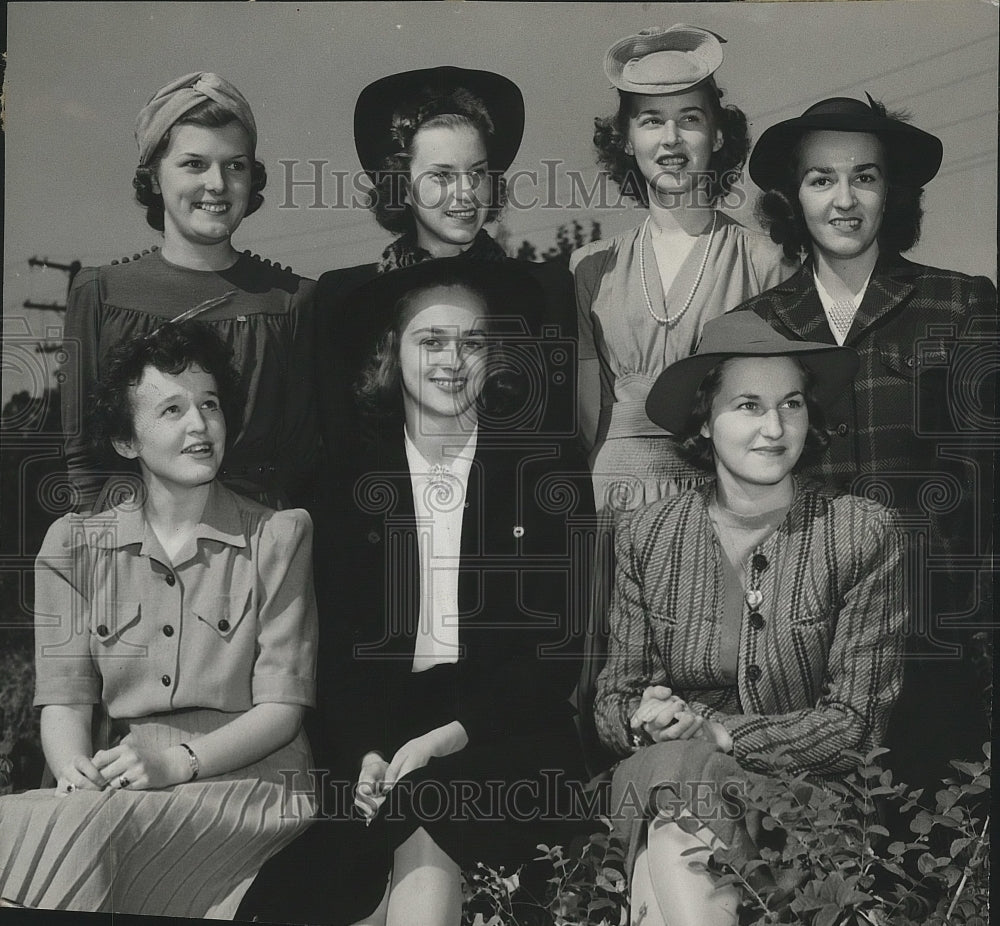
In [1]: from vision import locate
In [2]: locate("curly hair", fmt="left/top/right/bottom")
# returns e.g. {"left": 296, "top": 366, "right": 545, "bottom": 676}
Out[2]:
{"left": 133, "top": 99, "right": 267, "bottom": 232}
{"left": 593, "top": 78, "right": 750, "bottom": 207}
{"left": 89, "top": 321, "right": 240, "bottom": 460}
{"left": 673, "top": 357, "right": 831, "bottom": 472}
{"left": 353, "top": 279, "right": 527, "bottom": 422}
{"left": 366, "top": 89, "right": 507, "bottom": 235}
{"left": 754, "top": 100, "right": 925, "bottom": 262}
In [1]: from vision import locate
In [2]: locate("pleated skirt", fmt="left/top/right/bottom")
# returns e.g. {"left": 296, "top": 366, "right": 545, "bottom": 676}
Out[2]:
{"left": 0, "top": 708, "right": 316, "bottom": 918}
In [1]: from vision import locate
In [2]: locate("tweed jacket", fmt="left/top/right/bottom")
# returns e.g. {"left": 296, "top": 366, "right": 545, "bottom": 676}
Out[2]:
{"left": 310, "top": 417, "right": 595, "bottom": 774}
{"left": 593, "top": 480, "right": 905, "bottom": 778}
{"left": 735, "top": 255, "right": 997, "bottom": 559}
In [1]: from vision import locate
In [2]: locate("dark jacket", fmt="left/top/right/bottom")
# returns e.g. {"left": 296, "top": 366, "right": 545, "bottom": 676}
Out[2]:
{"left": 309, "top": 416, "right": 595, "bottom": 777}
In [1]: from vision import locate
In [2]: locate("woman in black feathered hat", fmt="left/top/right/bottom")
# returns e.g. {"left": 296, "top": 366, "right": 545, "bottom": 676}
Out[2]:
{"left": 737, "top": 94, "right": 996, "bottom": 804}
{"left": 315, "top": 67, "right": 579, "bottom": 468}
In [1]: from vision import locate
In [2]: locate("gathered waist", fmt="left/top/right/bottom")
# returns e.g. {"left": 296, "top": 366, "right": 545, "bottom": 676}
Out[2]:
{"left": 601, "top": 400, "right": 671, "bottom": 440}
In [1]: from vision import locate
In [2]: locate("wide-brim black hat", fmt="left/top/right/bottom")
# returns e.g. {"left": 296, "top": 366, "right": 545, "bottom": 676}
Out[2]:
{"left": 354, "top": 67, "right": 525, "bottom": 180}
{"left": 748, "top": 95, "right": 943, "bottom": 191}
{"left": 646, "top": 312, "right": 859, "bottom": 435}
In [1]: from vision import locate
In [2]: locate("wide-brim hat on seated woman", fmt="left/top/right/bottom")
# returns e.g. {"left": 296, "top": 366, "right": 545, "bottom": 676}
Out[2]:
{"left": 646, "top": 312, "right": 859, "bottom": 435}
{"left": 354, "top": 66, "right": 526, "bottom": 181}
{"left": 604, "top": 23, "right": 727, "bottom": 94}
{"left": 748, "top": 94, "right": 943, "bottom": 192}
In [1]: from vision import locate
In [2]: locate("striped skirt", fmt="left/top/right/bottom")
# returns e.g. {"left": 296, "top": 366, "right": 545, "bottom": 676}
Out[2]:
{"left": 0, "top": 709, "right": 316, "bottom": 918}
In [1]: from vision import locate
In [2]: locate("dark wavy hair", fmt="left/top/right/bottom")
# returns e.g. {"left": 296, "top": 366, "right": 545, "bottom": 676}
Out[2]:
{"left": 366, "top": 89, "right": 507, "bottom": 235}
{"left": 89, "top": 321, "right": 240, "bottom": 461}
{"left": 673, "top": 356, "right": 831, "bottom": 472}
{"left": 593, "top": 78, "right": 750, "bottom": 206}
{"left": 754, "top": 100, "right": 925, "bottom": 262}
{"left": 133, "top": 99, "right": 267, "bottom": 232}
{"left": 354, "top": 279, "right": 527, "bottom": 422}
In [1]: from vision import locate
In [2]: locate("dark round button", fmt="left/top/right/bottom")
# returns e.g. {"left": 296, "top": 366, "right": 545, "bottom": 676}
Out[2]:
{"left": 367, "top": 530, "right": 380, "bottom": 544}
{"left": 752, "top": 553, "right": 768, "bottom": 573}
{"left": 161, "top": 674, "right": 171, "bottom": 686}
{"left": 747, "top": 664, "right": 762, "bottom": 682}
{"left": 836, "top": 423, "right": 849, "bottom": 437}
{"left": 163, "top": 625, "right": 174, "bottom": 637}
{"left": 905, "top": 356, "right": 915, "bottom": 368}
{"left": 749, "top": 612, "right": 765, "bottom": 630}
{"left": 218, "top": 619, "right": 231, "bottom": 633}
{"left": 96, "top": 624, "right": 109, "bottom": 637}
{"left": 165, "top": 573, "right": 176, "bottom": 587}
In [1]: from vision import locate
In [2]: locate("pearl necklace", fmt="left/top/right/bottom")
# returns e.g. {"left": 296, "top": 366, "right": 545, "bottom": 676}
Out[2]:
{"left": 638, "top": 212, "right": 717, "bottom": 327}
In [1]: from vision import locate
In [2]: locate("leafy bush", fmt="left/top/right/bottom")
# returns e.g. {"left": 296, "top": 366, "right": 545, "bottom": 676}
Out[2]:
{"left": 0, "top": 638, "right": 40, "bottom": 795}
{"left": 462, "top": 746, "right": 990, "bottom": 926}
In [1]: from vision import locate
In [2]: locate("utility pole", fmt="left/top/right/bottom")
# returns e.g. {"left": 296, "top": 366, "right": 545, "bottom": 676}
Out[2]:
{"left": 22, "top": 257, "right": 81, "bottom": 312}
{"left": 22, "top": 256, "right": 82, "bottom": 353}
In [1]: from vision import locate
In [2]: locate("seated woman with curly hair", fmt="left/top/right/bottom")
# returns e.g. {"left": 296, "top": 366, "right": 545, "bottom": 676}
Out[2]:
{"left": 0, "top": 321, "right": 318, "bottom": 917}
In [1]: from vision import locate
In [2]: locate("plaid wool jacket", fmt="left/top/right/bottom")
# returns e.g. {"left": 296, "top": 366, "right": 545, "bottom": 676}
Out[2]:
{"left": 594, "top": 481, "right": 905, "bottom": 778}
{"left": 735, "top": 255, "right": 997, "bottom": 563}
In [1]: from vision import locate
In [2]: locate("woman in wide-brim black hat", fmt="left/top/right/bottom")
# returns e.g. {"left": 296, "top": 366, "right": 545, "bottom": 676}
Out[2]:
{"left": 240, "top": 258, "right": 593, "bottom": 925}
{"left": 594, "top": 311, "right": 906, "bottom": 926}
{"left": 315, "top": 66, "right": 579, "bottom": 471}
{"left": 736, "top": 94, "right": 996, "bottom": 799}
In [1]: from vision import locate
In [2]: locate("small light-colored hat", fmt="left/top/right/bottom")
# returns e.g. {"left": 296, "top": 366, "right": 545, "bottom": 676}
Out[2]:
{"left": 645, "top": 312, "right": 859, "bottom": 434}
{"left": 135, "top": 72, "right": 257, "bottom": 165}
{"left": 604, "top": 24, "right": 726, "bottom": 95}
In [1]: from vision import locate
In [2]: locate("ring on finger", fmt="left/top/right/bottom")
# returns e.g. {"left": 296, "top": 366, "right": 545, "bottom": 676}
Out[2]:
{"left": 118, "top": 775, "right": 130, "bottom": 789}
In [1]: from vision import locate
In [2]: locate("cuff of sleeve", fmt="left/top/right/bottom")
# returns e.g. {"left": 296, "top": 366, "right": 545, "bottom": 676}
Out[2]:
{"left": 34, "top": 678, "right": 101, "bottom": 706}
{"left": 252, "top": 675, "right": 316, "bottom": 707}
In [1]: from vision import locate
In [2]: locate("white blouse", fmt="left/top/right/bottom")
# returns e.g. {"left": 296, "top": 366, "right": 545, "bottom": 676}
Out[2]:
{"left": 404, "top": 426, "right": 478, "bottom": 673}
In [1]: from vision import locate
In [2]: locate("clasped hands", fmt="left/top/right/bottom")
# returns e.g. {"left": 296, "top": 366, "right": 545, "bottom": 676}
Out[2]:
{"left": 56, "top": 743, "right": 190, "bottom": 795}
{"left": 354, "top": 722, "right": 468, "bottom": 824}
{"left": 630, "top": 685, "right": 732, "bottom": 753}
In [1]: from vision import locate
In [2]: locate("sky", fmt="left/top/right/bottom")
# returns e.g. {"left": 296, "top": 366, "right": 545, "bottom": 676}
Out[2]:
{"left": 3, "top": 0, "right": 998, "bottom": 403}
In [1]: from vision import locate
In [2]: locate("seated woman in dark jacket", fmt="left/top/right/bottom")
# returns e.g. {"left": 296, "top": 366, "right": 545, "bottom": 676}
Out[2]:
{"left": 594, "top": 312, "right": 905, "bottom": 926}
{"left": 240, "top": 258, "right": 593, "bottom": 926}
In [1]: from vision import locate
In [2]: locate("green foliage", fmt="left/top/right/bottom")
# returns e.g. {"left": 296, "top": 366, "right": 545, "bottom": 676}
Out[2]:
{"left": 462, "top": 818, "right": 628, "bottom": 926}
{"left": 461, "top": 747, "right": 990, "bottom": 925}
{"left": 0, "top": 639, "right": 39, "bottom": 795}
{"left": 684, "top": 745, "right": 991, "bottom": 926}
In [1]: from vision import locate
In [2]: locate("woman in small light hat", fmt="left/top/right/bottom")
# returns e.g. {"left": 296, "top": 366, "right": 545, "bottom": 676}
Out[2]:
{"left": 738, "top": 94, "right": 997, "bottom": 803}
{"left": 594, "top": 311, "right": 905, "bottom": 926}
{"left": 62, "top": 72, "right": 318, "bottom": 513}
{"left": 571, "top": 24, "right": 796, "bottom": 516}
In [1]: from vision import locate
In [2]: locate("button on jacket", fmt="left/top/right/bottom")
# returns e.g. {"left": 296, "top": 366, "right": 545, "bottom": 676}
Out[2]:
{"left": 33, "top": 481, "right": 318, "bottom": 717}
{"left": 594, "top": 480, "right": 906, "bottom": 778}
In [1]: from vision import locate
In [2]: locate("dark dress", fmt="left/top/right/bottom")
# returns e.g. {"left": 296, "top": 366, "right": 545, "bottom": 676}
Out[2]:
{"left": 238, "top": 415, "right": 594, "bottom": 925}
{"left": 61, "top": 248, "right": 318, "bottom": 511}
